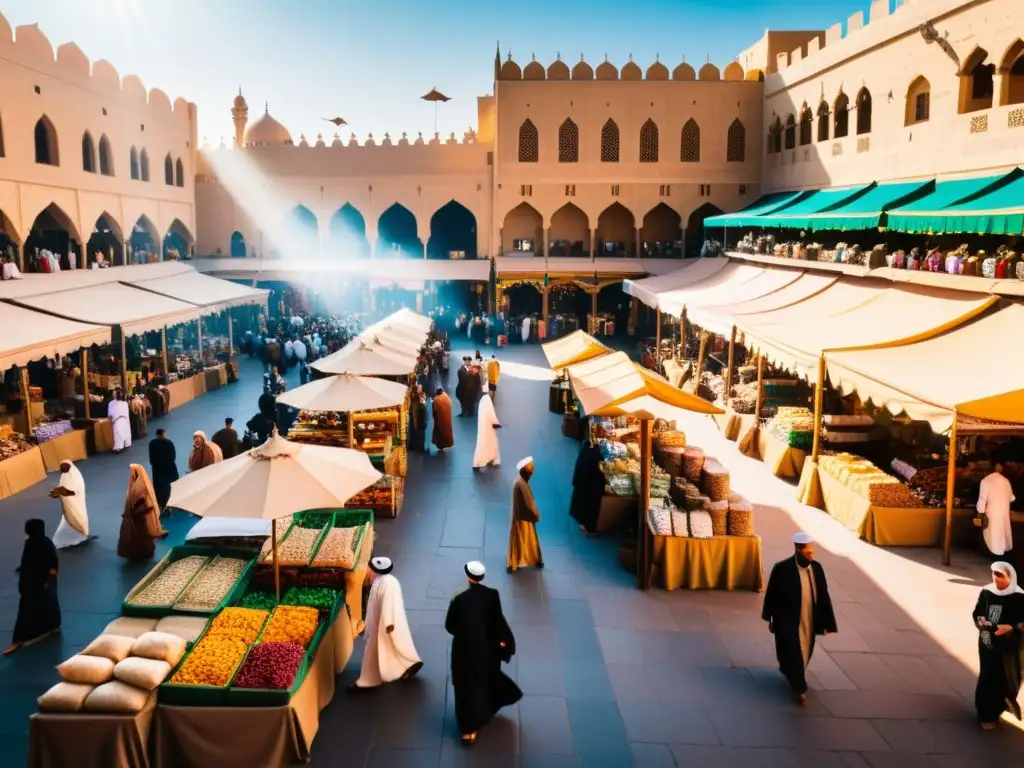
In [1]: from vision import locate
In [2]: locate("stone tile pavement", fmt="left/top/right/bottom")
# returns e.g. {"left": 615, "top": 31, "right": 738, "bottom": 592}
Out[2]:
{"left": 0, "top": 340, "right": 1021, "bottom": 767}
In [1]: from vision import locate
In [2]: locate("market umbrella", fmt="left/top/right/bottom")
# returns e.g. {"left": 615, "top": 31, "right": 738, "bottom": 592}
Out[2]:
{"left": 421, "top": 88, "right": 450, "bottom": 135}
{"left": 167, "top": 431, "right": 382, "bottom": 598}
{"left": 384, "top": 307, "right": 434, "bottom": 332}
{"left": 359, "top": 329, "right": 424, "bottom": 358}
{"left": 312, "top": 338, "right": 417, "bottom": 377}
{"left": 323, "top": 117, "right": 347, "bottom": 127}
{"left": 277, "top": 373, "right": 409, "bottom": 412}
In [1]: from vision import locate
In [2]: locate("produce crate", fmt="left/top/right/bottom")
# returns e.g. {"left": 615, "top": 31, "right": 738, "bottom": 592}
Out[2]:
{"left": 260, "top": 520, "right": 330, "bottom": 567}
{"left": 122, "top": 546, "right": 211, "bottom": 618}
{"left": 170, "top": 554, "right": 257, "bottom": 617}
{"left": 158, "top": 625, "right": 237, "bottom": 706}
{"left": 307, "top": 509, "right": 372, "bottom": 570}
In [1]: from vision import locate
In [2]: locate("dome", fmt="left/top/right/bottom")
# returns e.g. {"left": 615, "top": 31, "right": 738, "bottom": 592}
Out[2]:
{"left": 499, "top": 57, "right": 522, "bottom": 80}
{"left": 233, "top": 89, "right": 247, "bottom": 109}
{"left": 547, "top": 57, "right": 570, "bottom": 80}
{"left": 572, "top": 58, "right": 593, "bottom": 80}
{"left": 596, "top": 59, "right": 618, "bottom": 80}
{"left": 523, "top": 58, "right": 545, "bottom": 80}
{"left": 621, "top": 59, "right": 642, "bottom": 81}
{"left": 243, "top": 107, "right": 292, "bottom": 146}
{"left": 698, "top": 63, "right": 720, "bottom": 81}
{"left": 673, "top": 61, "right": 696, "bottom": 81}
{"left": 646, "top": 59, "right": 669, "bottom": 80}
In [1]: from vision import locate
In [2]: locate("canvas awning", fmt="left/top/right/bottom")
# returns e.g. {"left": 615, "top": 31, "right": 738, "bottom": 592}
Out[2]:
{"left": 542, "top": 330, "right": 612, "bottom": 371}
{"left": 886, "top": 169, "right": 1022, "bottom": 234}
{"left": 754, "top": 183, "right": 876, "bottom": 229}
{"left": 277, "top": 373, "right": 409, "bottom": 412}
{"left": 0, "top": 261, "right": 194, "bottom": 300}
{"left": 797, "top": 179, "right": 934, "bottom": 231}
{"left": 740, "top": 281, "right": 997, "bottom": 382}
{"left": 381, "top": 308, "right": 433, "bottom": 332}
{"left": 826, "top": 303, "right": 1024, "bottom": 433}
{"left": 13, "top": 282, "right": 202, "bottom": 338}
{"left": 657, "top": 265, "right": 804, "bottom": 318}
{"left": 622, "top": 258, "right": 727, "bottom": 308}
{"left": 311, "top": 339, "right": 416, "bottom": 376}
{"left": 567, "top": 351, "right": 723, "bottom": 419}
{"left": 128, "top": 270, "right": 268, "bottom": 313}
{"left": 704, "top": 191, "right": 812, "bottom": 228}
{"left": 358, "top": 328, "right": 424, "bottom": 357}
{"left": 0, "top": 303, "right": 111, "bottom": 371}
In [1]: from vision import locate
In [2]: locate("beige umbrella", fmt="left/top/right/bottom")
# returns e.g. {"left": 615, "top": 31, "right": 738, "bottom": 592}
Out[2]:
{"left": 421, "top": 87, "right": 451, "bottom": 135}
{"left": 384, "top": 307, "right": 434, "bottom": 332}
{"left": 168, "top": 432, "right": 382, "bottom": 598}
{"left": 359, "top": 329, "right": 423, "bottom": 357}
{"left": 277, "top": 373, "right": 409, "bottom": 412}
{"left": 312, "top": 338, "right": 417, "bottom": 376}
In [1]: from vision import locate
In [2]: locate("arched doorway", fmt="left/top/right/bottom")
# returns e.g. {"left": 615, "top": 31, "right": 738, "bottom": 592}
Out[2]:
{"left": 548, "top": 282, "right": 589, "bottom": 336}
{"left": 328, "top": 203, "right": 369, "bottom": 259}
{"left": 0, "top": 208, "right": 18, "bottom": 267}
{"left": 685, "top": 203, "right": 724, "bottom": 258}
{"left": 287, "top": 205, "right": 319, "bottom": 259}
{"left": 640, "top": 203, "right": 682, "bottom": 258}
{"left": 502, "top": 282, "right": 542, "bottom": 318}
{"left": 549, "top": 203, "right": 589, "bottom": 257}
{"left": 377, "top": 203, "right": 421, "bottom": 259}
{"left": 164, "top": 219, "right": 194, "bottom": 261}
{"left": 24, "top": 203, "right": 80, "bottom": 272}
{"left": 130, "top": 215, "right": 160, "bottom": 264}
{"left": 87, "top": 213, "right": 123, "bottom": 266}
{"left": 596, "top": 281, "right": 628, "bottom": 335}
{"left": 501, "top": 203, "right": 542, "bottom": 257}
{"left": 230, "top": 231, "right": 247, "bottom": 258}
{"left": 428, "top": 200, "right": 477, "bottom": 260}
{"left": 595, "top": 203, "right": 635, "bottom": 258}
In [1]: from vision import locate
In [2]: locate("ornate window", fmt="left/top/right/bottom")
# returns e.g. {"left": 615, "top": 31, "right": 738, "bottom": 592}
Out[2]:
{"left": 130, "top": 146, "right": 139, "bottom": 180}
{"left": 680, "top": 118, "right": 700, "bottom": 162}
{"left": 164, "top": 153, "right": 174, "bottom": 185}
{"left": 34, "top": 116, "right": 59, "bottom": 166}
{"left": 726, "top": 118, "right": 745, "bottom": 162}
{"left": 856, "top": 88, "right": 872, "bottom": 135}
{"left": 176, "top": 158, "right": 184, "bottom": 187}
{"left": 140, "top": 148, "right": 150, "bottom": 181}
{"left": 817, "top": 102, "right": 830, "bottom": 142}
{"left": 82, "top": 132, "right": 96, "bottom": 173}
{"left": 558, "top": 118, "right": 579, "bottom": 162}
{"left": 784, "top": 114, "right": 796, "bottom": 150}
{"left": 799, "top": 107, "right": 812, "bottom": 145}
{"left": 518, "top": 119, "right": 538, "bottom": 163}
{"left": 600, "top": 118, "right": 619, "bottom": 162}
{"left": 771, "top": 117, "right": 782, "bottom": 154}
{"left": 834, "top": 93, "right": 850, "bottom": 138}
{"left": 639, "top": 118, "right": 658, "bottom": 162}
{"left": 98, "top": 134, "right": 114, "bottom": 176}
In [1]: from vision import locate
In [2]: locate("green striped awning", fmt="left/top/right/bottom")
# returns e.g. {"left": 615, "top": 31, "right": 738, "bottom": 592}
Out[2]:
{"left": 703, "top": 190, "right": 812, "bottom": 228}
{"left": 885, "top": 168, "right": 1024, "bottom": 235}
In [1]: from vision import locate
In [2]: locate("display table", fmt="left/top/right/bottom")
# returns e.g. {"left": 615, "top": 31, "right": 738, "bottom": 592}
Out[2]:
{"left": 165, "top": 378, "right": 195, "bottom": 410}
{"left": 0, "top": 445, "right": 47, "bottom": 500}
{"left": 650, "top": 532, "right": 764, "bottom": 591}
{"left": 191, "top": 374, "right": 208, "bottom": 399}
{"left": 89, "top": 372, "right": 124, "bottom": 392}
{"left": 204, "top": 364, "right": 228, "bottom": 392}
{"left": 93, "top": 419, "right": 115, "bottom": 454}
{"left": 28, "top": 694, "right": 155, "bottom": 768}
{"left": 153, "top": 614, "right": 349, "bottom": 768}
{"left": 39, "top": 430, "right": 89, "bottom": 472}
{"left": 713, "top": 408, "right": 757, "bottom": 443}
{"left": 757, "top": 430, "right": 807, "bottom": 478}
{"left": 344, "top": 525, "right": 374, "bottom": 636}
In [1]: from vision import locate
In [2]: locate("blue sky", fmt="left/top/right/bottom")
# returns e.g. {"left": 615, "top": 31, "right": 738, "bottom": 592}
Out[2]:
{"left": 4, "top": 0, "right": 877, "bottom": 143}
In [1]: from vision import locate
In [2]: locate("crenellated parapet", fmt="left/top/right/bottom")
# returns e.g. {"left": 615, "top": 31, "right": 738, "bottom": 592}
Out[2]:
{"left": 204, "top": 129, "right": 487, "bottom": 151}
{"left": 495, "top": 50, "right": 748, "bottom": 82}
{"left": 0, "top": 14, "right": 194, "bottom": 116}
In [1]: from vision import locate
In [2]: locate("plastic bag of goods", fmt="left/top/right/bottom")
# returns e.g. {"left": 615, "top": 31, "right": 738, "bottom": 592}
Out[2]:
{"left": 701, "top": 461, "right": 730, "bottom": 502}
{"left": 705, "top": 499, "right": 728, "bottom": 536}
{"left": 728, "top": 499, "right": 755, "bottom": 537}
{"left": 689, "top": 510, "right": 714, "bottom": 539}
{"left": 683, "top": 446, "right": 705, "bottom": 482}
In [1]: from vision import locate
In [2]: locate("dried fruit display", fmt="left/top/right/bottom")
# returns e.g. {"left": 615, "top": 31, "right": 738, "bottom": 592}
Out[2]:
{"left": 207, "top": 607, "right": 269, "bottom": 645}
{"left": 689, "top": 510, "right": 714, "bottom": 539}
{"left": 655, "top": 431, "right": 686, "bottom": 448}
{"left": 173, "top": 557, "right": 248, "bottom": 612}
{"left": 128, "top": 556, "right": 208, "bottom": 607}
{"left": 706, "top": 500, "right": 728, "bottom": 536}
{"left": 0, "top": 433, "right": 33, "bottom": 460}
{"left": 261, "top": 526, "right": 324, "bottom": 567}
{"left": 683, "top": 447, "right": 705, "bottom": 482}
{"left": 728, "top": 500, "right": 755, "bottom": 537}
{"left": 702, "top": 461, "right": 730, "bottom": 502}
{"left": 232, "top": 642, "right": 305, "bottom": 690}
{"left": 170, "top": 635, "right": 249, "bottom": 687}
{"left": 819, "top": 454, "right": 923, "bottom": 508}
{"left": 260, "top": 605, "right": 319, "bottom": 649}
{"left": 311, "top": 525, "right": 363, "bottom": 569}
{"left": 766, "top": 407, "right": 814, "bottom": 450}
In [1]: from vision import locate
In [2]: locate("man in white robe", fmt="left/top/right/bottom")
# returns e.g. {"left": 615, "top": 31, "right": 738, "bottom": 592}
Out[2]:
{"left": 978, "top": 462, "right": 1015, "bottom": 556}
{"left": 352, "top": 557, "right": 422, "bottom": 690}
{"left": 521, "top": 316, "right": 531, "bottom": 343}
{"left": 473, "top": 393, "right": 502, "bottom": 470}
{"left": 107, "top": 389, "right": 132, "bottom": 452}
{"left": 49, "top": 460, "right": 91, "bottom": 549}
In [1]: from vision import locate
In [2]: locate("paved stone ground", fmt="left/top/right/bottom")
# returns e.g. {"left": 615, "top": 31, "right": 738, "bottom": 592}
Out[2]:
{"left": 1, "top": 340, "right": 1023, "bottom": 767}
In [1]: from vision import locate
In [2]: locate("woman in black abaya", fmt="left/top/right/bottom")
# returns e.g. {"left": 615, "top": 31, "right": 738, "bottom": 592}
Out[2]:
{"left": 569, "top": 440, "right": 605, "bottom": 535}
{"left": 4, "top": 519, "right": 61, "bottom": 655}
{"left": 973, "top": 561, "right": 1024, "bottom": 729}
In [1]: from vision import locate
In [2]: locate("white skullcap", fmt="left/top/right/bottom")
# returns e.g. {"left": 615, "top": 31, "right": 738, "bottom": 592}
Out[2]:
{"left": 464, "top": 561, "right": 486, "bottom": 580}
{"left": 370, "top": 556, "right": 393, "bottom": 575}
{"left": 792, "top": 532, "right": 814, "bottom": 545}
{"left": 516, "top": 456, "right": 534, "bottom": 471}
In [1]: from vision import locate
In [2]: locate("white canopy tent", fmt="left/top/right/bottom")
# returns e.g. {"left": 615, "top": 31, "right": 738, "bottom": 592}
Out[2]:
{"left": 0, "top": 303, "right": 110, "bottom": 371}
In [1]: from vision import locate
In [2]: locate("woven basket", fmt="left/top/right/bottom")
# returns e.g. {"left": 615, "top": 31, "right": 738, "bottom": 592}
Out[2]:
{"left": 728, "top": 501, "right": 755, "bottom": 537}
{"left": 706, "top": 500, "right": 728, "bottom": 536}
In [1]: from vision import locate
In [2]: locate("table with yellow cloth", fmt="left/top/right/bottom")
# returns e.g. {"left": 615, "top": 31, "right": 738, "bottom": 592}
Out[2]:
{"left": 650, "top": 530, "right": 764, "bottom": 591}
{"left": 0, "top": 445, "right": 47, "bottom": 500}
{"left": 92, "top": 418, "right": 115, "bottom": 454}
{"left": 28, "top": 693, "right": 155, "bottom": 768}
{"left": 815, "top": 466, "right": 978, "bottom": 546}
{"left": 39, "top": 430, "right": 89, "bottom": 472}
{"left": 153, "top": 610, "right": 352, "bottom": 768}
{"left": 757, "top": 430, "right": 807, "bottom": 479}
{"left": 191, "top": 373, "right": 208, "bottom": 399}
{"left": 713, "top": 408, "right": 758, "bottom": 443}
{"left": 165, "top": 378, "right": 194, "bottom": 410}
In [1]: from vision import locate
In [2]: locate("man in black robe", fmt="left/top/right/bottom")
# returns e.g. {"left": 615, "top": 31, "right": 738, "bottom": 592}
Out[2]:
{"left": 456, "top": 357, "right": 471, "bottom": 417}
{"left": 445, "top": 561, "right": 522, "bottom": 745}
{"left": 569, "top": 440, "right": 605, "bottom": 536}
{"left": 211, "top": 417, "right": 241, "bottom": 460}
{"left": 761, "top": 532, "right": 837, "bottom": 704}
{"left": 3, "top": 519, "right": 60, "bottom": 655}
{"left": 148, "top": 428, "right": 179, "bottom": 513}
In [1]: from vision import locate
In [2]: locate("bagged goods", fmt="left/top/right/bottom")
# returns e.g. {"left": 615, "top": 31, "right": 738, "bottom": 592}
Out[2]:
{"left": 127, "top": 555, "right": 208, "bottom": 607}
{"left": 605, "top": 475, "right": 634, "bottom": 497}
{"left": 655, "top": 446, "right": 687, "bottom": 477}
{"left": 104, "top": 617, "right": 158, "bottom": 639}
{"left": 154, "top": 616, "right": 209, "bottom": 644}
{"left": 312, "top": 525, "right": 362, "bottom": 569}
{"left": 83, "top": 681, "right": 151, "bottom": 714}
{"left": 655, "top": 430, "right": 686, "bottom": 448}
{"left": 57, "top": 655, "right": 115, "bottom": 685}
{"left": 706, "top": 500, "right": 728, "bottom": 536}
{"left": 114, "top": 657, "right": 172, "bottom": 690}
{"left": 173, "top": 556, "right": 249, "bottom": 612}
{"left": 81, "top": 634, "right": 136, "bottom": 663}
{"left": 648, "top": 506, "right": 672, "bottom": 536}
{"left": 822, "top": 414, "right": 875, "bottom": 427}
{"left": 728, "top": 499, "right": 755, "bottom": 537}
{"left": 262, "top": 526, "right": 323, "bottom": 567}
{"left": 701, "top": 461, "right": 730, "bottom": 502}
{"left": 671, "top": 510, "right": 690, "bottom": 537}
{"left": 819, "top": 454, "right": 923, "bottom": 508}
{"left": 599, "top": 459, "right": 628, "bottom": 474}
{"left": 37, "top": 682, "right": 95, "bottom": 713}
{"left": 689, "top": 510, "right": 714, "bottom": 539}
{"left": 131, "top": 632, "right": 187, "bottom": 666}
{"left": 683, "top": 446, "right": 705, "bottom": 482}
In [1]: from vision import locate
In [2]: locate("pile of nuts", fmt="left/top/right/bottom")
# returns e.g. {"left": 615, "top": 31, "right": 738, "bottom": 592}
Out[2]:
{"left": 262, "top": 527, "right": 323, "bottom": 567}
{"left": 311, "top": 526, "right": 362, "bottom": 569}
{"left": 129, "top": 556, "right": 208, "bottom": 606}
{"left": 173, "top": 557, "right": 249, "bottom": 612}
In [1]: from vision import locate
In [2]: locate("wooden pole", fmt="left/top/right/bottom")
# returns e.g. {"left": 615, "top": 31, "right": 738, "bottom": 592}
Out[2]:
{"left": 943, "top": 414, "right": 959, "bottom": 566}
{"left": 591, "top": 288, "right": 598, "bottom": 332}
{"left": 638, "top": 418, "right": 652, "bottom": 591}
{"left": 680, "top": 306, "right": 687, "bottom": 360}
{"left": 160, "top": 327, "right": 168, "bottom": 377}
{"left": 120, "top": 330, "right": 129, "bottom": 393}
{"left": 272, "top": 518, "right": 281, "bottom": 602}
{"left": 810, "top": 354, "right": 826, "bottom": 463}
{"left": 655, "top": 310, "right": 662, "bottom": 367}
{"left": 227, "top": 312, "right": 234, "bottom": 356}
{"left": 196, "top": 318, "right": 203, "bottom": 363}
{"left": 725, "top": 325, "right": 737, "bottom": 401}
{"left": 81, "top": 348, "right": 91, "bottom": 420}
{"left": 754, "top": 353, "right": 765, "bottom": 421}
{"left": 347, "top": 410, "right": 356, "bottom": 449}
{"left": 694, "top": 331, "right": 709, "bottom": 388}
{"left": 19, "top": 367, "right": 34, "bottom": 432}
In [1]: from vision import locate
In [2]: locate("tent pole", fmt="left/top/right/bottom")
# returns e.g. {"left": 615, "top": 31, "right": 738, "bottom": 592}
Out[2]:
{"left": 694, "top": 331, "right": 709, "bottom": 391}
{"left": 228, "top": 312, "right": 234, "bottom": 357}
{"left": 120, "top": 330, "right": 129, "bottom": 394}
{"left": 19, "top": 367, "right": 34, "bottom": 433}
{"left": 196, "top": 318, "right": 203, "bottom": 364}
{"left": 680, "top": 307, "right": 687, "bottom": 360}
{"left": 655, "top": 310, "right": 662, "bottom": 368}
{"left": 810, "top": 354, "right": 826, "bottom": 463}
{"left": 754, "top": 353, "right": 764, "bottom": 420}
{"left": 943, "top": 414, "right": 958, "bottom": 566}
{"left": 638, "top": 418, "right": 652, "bottom": 591}
{"left": 272, "top": 518, "right": 281, "bottom": 602}
{"left": 347, "top": 410, "right": 355, "bottom": 449}
{"left": 161, "top": 327, "right": 168, "bottom": 377}
{"left": 725, "top": 325, "right": 737, "bottom": 403}
{"left": 81, "top": 348, "right": 92, "bottom": 420}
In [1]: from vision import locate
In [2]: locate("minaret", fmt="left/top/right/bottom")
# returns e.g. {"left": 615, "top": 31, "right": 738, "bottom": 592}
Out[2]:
{"left": 494, "top": 41, "right": 501, "bottom": 80}
{"left": 231, "top": 88, "right": 248, "bottom": 148}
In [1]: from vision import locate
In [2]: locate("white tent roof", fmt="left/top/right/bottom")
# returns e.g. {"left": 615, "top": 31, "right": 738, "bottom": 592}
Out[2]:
{"left": 128, "top": 271, "right": 268, "bottom": 313}
{"left": 0, "top": 261, "right": 193, "bottom": 300}
{"left": 0, "top": 303, "right": 111, "bottom": 371}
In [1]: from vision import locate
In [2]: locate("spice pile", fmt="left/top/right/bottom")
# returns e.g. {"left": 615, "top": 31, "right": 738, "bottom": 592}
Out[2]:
{"left": 170, "top": 608, "right": 269, "bottom": 687}
{"left": 173, "top": 557, "right": 248, "bottom": 612}
{"left": 260, "top": 605, "right": 319, "bottom": 648}
{"left": 0, "top": 432, "right": 33, "bottom": 460}
{"left": 232, "top": 642, "right": 305, "bottom": 691}
{"left": 819, "top": 454, "right": 923, "bottom": 507}
{"left": 128, "top": 556, "right": 208, "bottom": 607}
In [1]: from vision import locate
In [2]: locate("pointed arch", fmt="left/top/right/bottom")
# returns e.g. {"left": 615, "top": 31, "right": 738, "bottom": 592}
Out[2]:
{"left": 817, "top": 101, "right": 830, "bottom": 142}
{"left": 164, "top": 218, "right": 193, "bottom": 260}
{"left": 600, "top": 118, "right": 619, "bottom": 162}
{"left": 799, "top": 104, "right": 813, "bottom": 145}
{"left": 768, "top": 116, "right": 782, "bottom": 154}
{"left": 139, "top": 148, "right": 150, "bottom": 181}
{"left": 856, "top": 87, "right": 872, "bottom": 135}
{"left": 87, "top": 212, "right": 123, "bottom": 267}
{"left": 641, "top": 203, "right": 682, "bottom": 258}
{"left": 26, "top": 203, "right": 80, "bottom": 272}
{"left": 906, "top": 76, "right": 931, "bottom": 125}
{"left": 129, "top": 146, "right": 139, "bottom": 180}
{"left": 130, "top": 214, "right": 160, "bottom": 262}
{"left": 428, "top": 200, "right": 477, "bottom": 260}
{"left": 501, "top": 202, "right": 543, "bottom": 255}
{"left": 98, "top": 134, "right": 114, "bottom": 176}
{"left": 175, "top": 158, "right": 184, "bottom": 187}
{"left": 287, "top": 204, "right": 320, "bottom": 258}
{"left": 726, "top": 118, "right": 745, "bottom": 162}
{"left": 833, "top": 92, "right": 850, "bottom": 138}
{"left": 558, "top": 118, "right": 579, "bottom": 163}
{"left": 230, "top": 231, "right": 247, "bottom": 258}
{"left": 164, "top": 153, "right": 174, "bottom": 185}
{"left": 34, "top": 115, "right": 59, "bottom": 166}
{"left": 639, "top": 118, "right": 658, "bottom": 162}
{"left": 82, "top": 131, "right": 96, "bottom": 173}
{"left": 377, "top": 203, "right": 421, "bottom": 259}
{"left": 680, "top": 118, "right": 700, "bottom": 162}
{"left": 686, "top": 202, "right": 724, "bottom": 258}
{"left": 999, "top": 39, "right": 1024, "bottom": 106}
{"left": 549, "top": 202, "right": 589, "bottom": 257}
{"left": 328, "top": 203, "right": 368, "bottom": 258}
{"left": 518, "top": 119, "right": 538, "bottom": 162}
{"left": 784, "top": 114, "right": 796, "bottom": 150}
{"left": 959, "top": 47, "right": 994, "bottom": 113}
{"left": 595, "top": 202, "right": 635, "bottom": 257}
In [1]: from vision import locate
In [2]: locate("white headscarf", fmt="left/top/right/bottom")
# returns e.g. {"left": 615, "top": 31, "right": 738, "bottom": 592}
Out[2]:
{"left": 985, "top": 561, "right": 1024, "bottom": 596}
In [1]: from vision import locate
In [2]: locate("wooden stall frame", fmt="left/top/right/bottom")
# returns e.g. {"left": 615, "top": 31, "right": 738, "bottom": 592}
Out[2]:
{"left": 82, "top": 348, "right": 91, "bottom": 420}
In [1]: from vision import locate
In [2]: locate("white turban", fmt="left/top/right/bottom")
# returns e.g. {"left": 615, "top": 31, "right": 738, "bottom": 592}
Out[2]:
{"left": 370, "top": 556, "right": 393, "bottom": 575}
{"left": 792, "top": 532, "right": 814, "bottom": 545}
{"left": 516, "top": 456, "right": 534, "bottom": 471}
{"left": 465, "top": 561, "right": 486, "bottom": 580}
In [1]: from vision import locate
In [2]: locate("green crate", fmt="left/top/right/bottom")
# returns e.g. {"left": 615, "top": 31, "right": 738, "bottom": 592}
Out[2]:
{"left": 122, "top": 546, "right": 212, "bottom": 618}
{"left": 170, "top": 553, "right": 257, "bottom": 617}
{"left": 259, "top": 518, "right": 328, "bottom": 568}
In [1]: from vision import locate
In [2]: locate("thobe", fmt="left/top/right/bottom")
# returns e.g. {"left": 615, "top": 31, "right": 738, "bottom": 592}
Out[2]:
{"left": 473, "top": 395, "right": 501, "bottom": 469}
{"left": 508, "top": 477, "right": 543, "bottom": 571}
{"left": 149, "top": 436, "right": 179, "bottom": 510}
{"left": 51, "top": 463, "right": 90, "bottom": 549}
{"left": 211, "top": 426, "right": 241, "bottom": 460}
{"left": 521, "top": 317, "right": 531, "bottom": 343}
{"left": 569, "top": 443, "right": 604, "bottom": 534}
{"left": 978, "top": 472, "right": 1015, "bottom": 556}
{"left": 761, "top": 556, "right": 837, "bottom": 695}
{"left": 107, "top": 398, "right": 132, "bottom": 451}
{"left": 456, "top": 366, "right": 469, "bottom": 416}
{"left": 445, "top": 582, "right": 522, "bottom": 735}
{"left": 432, "top": 393, "right": 455, "bottom": 450}
{"left": 356, "top": 574, "right": 422, "bottom": 687}
{"left": 464, "top": 368, "right": 482, "bottom": 416}
{"left": 487, "top": 359, "right": 500, "bottom": 393}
